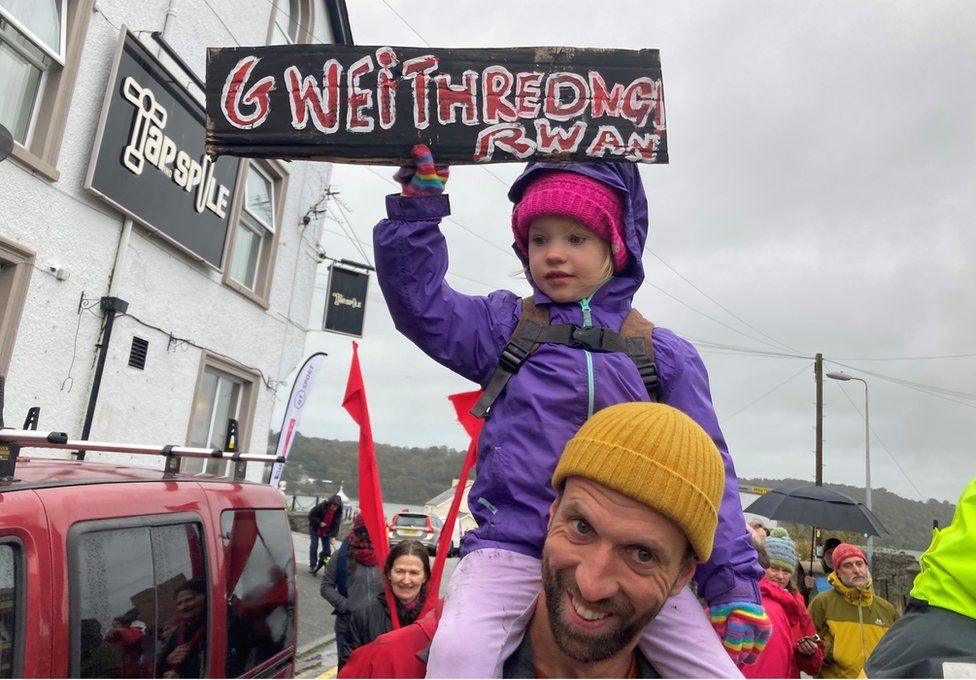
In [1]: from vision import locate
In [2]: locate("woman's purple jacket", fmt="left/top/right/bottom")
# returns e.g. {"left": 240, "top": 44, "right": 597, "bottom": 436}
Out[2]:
{"left": 373, "top": 160, "right": 763, "bottom": 607}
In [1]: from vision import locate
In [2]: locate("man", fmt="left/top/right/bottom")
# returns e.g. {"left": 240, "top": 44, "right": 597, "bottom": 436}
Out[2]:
{"left": 865, "top": 475, "right": 976, "bottom": 678}
{"left": 308, "top": 494, "right": 343, "bottom": 575}
{"left": 805, "top": 536, "right": 842, "bottom": 598}
{"left": 341, "top": 402, "right": 740, "bottom": 678}
{"left": 808, "top": 543, "right": 898, "bottom": 678}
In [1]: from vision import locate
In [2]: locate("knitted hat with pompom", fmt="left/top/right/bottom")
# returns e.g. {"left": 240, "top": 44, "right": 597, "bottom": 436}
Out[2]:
{"left": 765, "top": 527, "right": 798, "bottom": 573}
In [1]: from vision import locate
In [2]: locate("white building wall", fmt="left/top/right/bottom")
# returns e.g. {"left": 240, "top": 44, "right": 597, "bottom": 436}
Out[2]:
{"left": 0, "top": 0, "right": 336, "bottom": 479}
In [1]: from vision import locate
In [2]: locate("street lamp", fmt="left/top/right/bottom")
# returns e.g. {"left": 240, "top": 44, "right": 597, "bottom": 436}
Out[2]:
{"left": 826, "top": 371, "right": 873, "bottom": 567}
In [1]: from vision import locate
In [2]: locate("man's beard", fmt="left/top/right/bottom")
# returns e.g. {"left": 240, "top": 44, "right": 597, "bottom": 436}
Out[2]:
{"left": 542, "top": 556, "right": 664, "bottom": 664}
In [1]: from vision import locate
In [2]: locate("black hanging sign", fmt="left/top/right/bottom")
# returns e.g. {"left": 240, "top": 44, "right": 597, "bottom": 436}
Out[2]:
{"left": 205, "top": 44, "right": 666, "bottom": 165}
{"left": 323, "top": 265, "right": 369, "bottom": 337}
{"left": 87, "top": 27, "right": 241, "bottom": 269}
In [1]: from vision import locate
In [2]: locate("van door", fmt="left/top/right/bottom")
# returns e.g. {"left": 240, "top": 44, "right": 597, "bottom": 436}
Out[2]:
{"left": 0, "top": 490, "right": 53, "bottom": 678}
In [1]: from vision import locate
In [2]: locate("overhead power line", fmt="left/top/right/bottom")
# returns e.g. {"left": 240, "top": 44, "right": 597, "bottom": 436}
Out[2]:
{"left": 647, "top": 250, "right": 805, "bottom": 356}
{"left": 719, "top": 362, "right": 812, "bottom": 424}
{"left": 826, "top": 360, "right": 976, "bottom": 410}
{"left": 830, "top": 380, "right": 926, "bottom": 501}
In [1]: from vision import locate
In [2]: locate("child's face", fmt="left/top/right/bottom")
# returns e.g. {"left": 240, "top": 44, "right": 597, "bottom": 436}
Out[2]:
{"left": 528, "top": 216, "right": 613, "bottom": 304}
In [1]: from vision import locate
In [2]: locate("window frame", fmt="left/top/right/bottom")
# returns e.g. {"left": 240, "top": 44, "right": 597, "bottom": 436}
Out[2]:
{"left": 0, "top": 1, "right": 67, "bottom": 64}
{"left": 66, "top": 513, "right": 211, "bottom": 679}
{"left": 184, "top": 351, "right": 260, "bottom": 477}
{"left": 222, "top": 159, "right": 288, "bottom": 308}
{"left": 265, "top": 0, "right": 315, "bottom": 45}
{"left": 0, "top": 235, "right": 35, "bottom": 376}
{"left": 5, "top": 0, "right": 95, "bottom": 181}
{"left": 0, "top": 537, "right": 26, "bottom": 679}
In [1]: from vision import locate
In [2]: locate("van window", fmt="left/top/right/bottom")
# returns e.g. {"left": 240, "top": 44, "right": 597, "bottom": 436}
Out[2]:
{"left": 73, "top": 522, "right": 208, "bottom": 678}
{"left": 0, "top": 542, "right": 22, "bottom": 678}
{"left": 221, "top": 509, "right": 295, "bottom": 676}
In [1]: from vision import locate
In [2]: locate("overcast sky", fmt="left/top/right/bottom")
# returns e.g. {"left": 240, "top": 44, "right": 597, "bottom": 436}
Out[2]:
{"left": 278, "top": 1, "right": 975, "bottom": 505}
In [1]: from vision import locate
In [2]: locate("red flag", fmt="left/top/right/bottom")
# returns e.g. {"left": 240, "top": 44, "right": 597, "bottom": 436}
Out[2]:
{"left": 342, "top": 342, "right": 400, "bottom": 628}
{"left": 422, "top": 390, "right": 484, "bottom": 617}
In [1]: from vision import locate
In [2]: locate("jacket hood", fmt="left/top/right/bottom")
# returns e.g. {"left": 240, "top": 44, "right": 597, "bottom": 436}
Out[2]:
{"left": 508, "top": 161, "right": 649, "bottom": 306}
{"left": 911, "top": 475, "right": 976, "bottom": 619}
{"left": 759, "top": 576, "right": 806, "bottom": 627}
{"left": 327, "top": 494, "right": 343, "bottom": 506}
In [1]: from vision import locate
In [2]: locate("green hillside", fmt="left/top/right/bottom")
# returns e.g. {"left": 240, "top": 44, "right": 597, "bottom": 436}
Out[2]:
{"left": 274, "top": 432, "right": 957, "bottom": 552}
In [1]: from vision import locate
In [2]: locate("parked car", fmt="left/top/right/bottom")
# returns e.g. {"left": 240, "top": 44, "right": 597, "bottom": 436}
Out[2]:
{"left": 430, "top": 516, "right": 462, "bottom": 558}
{"left": 387, "top": 511, "right": 439, "bottom": 555}
{"left": 0, "top": 431, "right": 295, "bottom": 678}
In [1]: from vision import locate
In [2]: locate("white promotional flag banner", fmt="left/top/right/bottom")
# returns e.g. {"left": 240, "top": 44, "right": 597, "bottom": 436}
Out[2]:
{"left": 269, "top": 352, "right": 327, "bottom": 486}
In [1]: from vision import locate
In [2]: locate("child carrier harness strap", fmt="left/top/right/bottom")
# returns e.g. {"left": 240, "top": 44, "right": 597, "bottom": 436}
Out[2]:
{"left": 470, "top": 298, "right": 660, "bottom": 419}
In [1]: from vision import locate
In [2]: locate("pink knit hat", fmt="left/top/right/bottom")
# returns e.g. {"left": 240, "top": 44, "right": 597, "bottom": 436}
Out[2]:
{"left": 511, "top": 171, "right": 628, "bottom": 272}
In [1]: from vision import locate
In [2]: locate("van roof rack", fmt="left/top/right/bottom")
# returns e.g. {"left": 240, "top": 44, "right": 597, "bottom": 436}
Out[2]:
{"left": 0, "top": 428, "right": 285, "bottom": 483}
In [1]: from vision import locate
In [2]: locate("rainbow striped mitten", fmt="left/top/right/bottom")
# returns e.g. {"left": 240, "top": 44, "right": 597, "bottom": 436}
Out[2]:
{"left": 707, "top": 601, "right": 772, "bottom": 665}
{"left": 394, "top": 144, "right": 450, "bottom": 196}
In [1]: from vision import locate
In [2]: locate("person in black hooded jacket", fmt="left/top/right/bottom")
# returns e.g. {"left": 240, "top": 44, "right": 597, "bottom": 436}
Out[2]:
{"left": 308, "top": 494, "right": 343, "bottom": 574}
{"left": 345, "top": 540, "right": 430, "bottom": 663}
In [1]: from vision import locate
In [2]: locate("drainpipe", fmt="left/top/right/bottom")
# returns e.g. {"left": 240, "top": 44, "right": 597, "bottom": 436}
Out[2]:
{"left": 78, "top": 296, "right": 128, "bottom": 457}
{"left": 77, "top": 217, "right": 132, "bottom": 457}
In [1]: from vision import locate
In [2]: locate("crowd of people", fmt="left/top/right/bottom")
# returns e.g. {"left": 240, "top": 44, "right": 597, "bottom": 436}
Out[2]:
{"left": 312, "top": 149, "right": 975, "bottom": 678}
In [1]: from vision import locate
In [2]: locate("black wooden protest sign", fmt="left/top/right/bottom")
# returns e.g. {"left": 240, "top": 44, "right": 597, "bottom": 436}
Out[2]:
{"left": 205, "top": 44, "right": 667, "bottom": 165}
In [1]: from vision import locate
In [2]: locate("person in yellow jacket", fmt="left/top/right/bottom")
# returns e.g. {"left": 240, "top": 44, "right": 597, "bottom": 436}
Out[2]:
{"left": 865, "top": 475, "right": 976, "bottom": 678}
{"left": 808, "top": 543, "right": 899, "bottom": 678}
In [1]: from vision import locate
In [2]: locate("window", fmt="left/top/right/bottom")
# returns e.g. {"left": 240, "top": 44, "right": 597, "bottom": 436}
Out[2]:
{"left": 223, "top": 160, "right": 287, "bottom": 307}
{"left": 228, "top": 165, "right": 274, "bottom": 291}
{"left": 184, "top": 353, "right": 258, "bottom": 477}
{"left": 222, "top": 510, "right": 295, "bottom": 676}
{"left": 267, "top": 0, "right": 312, "bottom": 45}
{"left": 0, "top": 0, "right": 93, "bottom": 180}
{"left": 71, "top": 519, "right": 208, "bottom": 679}
{"left": 0, "top": 236, "right": 34, "bottom": 376}
{"left": 0, "top": 541, "right": 23, "bottom": 679}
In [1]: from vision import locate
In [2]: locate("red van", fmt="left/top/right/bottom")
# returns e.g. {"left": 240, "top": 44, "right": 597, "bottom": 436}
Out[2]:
{"left": 0, "top": 431, "right": 295, "bottom": 678}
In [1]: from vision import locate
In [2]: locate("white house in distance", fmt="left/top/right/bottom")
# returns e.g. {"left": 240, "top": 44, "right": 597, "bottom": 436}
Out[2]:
{"left": 0, "top": 0, "right": 351, "bottom": 479}
{"left": 425, "top": 478, "right": 478, "bottom": 536}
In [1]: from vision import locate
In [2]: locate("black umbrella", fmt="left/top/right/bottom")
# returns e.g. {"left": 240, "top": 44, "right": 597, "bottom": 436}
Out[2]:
{"left": 744, "top": 485, "right": 888, "bottom": 536}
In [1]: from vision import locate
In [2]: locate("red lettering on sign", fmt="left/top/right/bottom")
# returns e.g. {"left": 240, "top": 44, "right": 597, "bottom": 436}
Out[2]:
{"left": 653, "top": 80, "right": 666, "bottom": 131}
{"left": 514, "top": 71, "right": 543, "bottom": 119}
{"left": 621, "top": 77, "right": 658, "bottom": 128}
{"left": 285, "top": 61, "right": 341, "bottom": 133}
{"left": 589, "top": 71, "right": 624, "bottom": 119}
{"left": 376, "top": 47, "right": 399, "bottom": 130}
{"left": 402, "top": 55, "right": 439, "bottom": 130}
{"left": 482, "top": 66, "right": 518, "bottom": 124}
{"left": 435, "top": 70, "right": 478, "bottom": 125}
{"left": 585, "top": 125, "right": 626, "bottom": 157}
{"left": 473, "top": 123, "right": 535, "bottom": 161}
{"left": 534, "top": 119, "right": 587, "bottom": 154}
{"left": 544, "top": 73, "right": 589, "bottom": 122}
{"left": 625, "top": 132, "right": 661, "bottom": 162}
{"left": 221, "top": 56, "right": 276, "bottom": 130}
{"left": 346, "top": 55, "right": 375, "bottom": 132}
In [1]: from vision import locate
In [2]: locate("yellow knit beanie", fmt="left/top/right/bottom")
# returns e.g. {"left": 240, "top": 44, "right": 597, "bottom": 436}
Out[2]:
{"left": 552, "top": 402, "right": 725, "bottom": 562}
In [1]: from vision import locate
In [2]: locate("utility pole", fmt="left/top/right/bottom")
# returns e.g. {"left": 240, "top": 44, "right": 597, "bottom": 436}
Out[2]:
{"left": 815, "top": 353, "right": 824, "bottom": 486}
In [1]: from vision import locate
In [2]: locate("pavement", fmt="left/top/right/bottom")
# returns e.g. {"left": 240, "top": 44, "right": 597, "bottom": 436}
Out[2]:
{"left": 291, "top": 531, "right": 458, "bottom": 677}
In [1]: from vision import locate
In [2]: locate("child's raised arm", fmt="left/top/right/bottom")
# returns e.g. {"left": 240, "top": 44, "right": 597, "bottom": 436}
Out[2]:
{"left": 373, "top": 145, "right": 521, "bottom": 386}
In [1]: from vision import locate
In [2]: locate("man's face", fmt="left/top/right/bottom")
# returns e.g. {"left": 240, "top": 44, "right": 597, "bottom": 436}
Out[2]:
{"left": 540, "top": 477, "right": 696, "bottom": 663}
{"left": 175, "top": 589, "right": 206, "bottom": 621}
{"left": 823, "top": 547, "right": 835, "bottom": 572}
{"left": 836, "top": 556, "right": 870, "bottom": 587}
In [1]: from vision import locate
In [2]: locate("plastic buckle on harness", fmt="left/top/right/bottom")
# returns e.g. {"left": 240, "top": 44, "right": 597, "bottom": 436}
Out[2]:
{"left": 570, "top": 326, "right": 605, "bottom": 352}
{"left": 498, "top": 342, "right": 531, "bottom": 372}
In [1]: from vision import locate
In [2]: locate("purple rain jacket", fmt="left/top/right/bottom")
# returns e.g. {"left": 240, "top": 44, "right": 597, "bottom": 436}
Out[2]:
{"left": 373, "top": 161, "right": 763, "bottom": 606}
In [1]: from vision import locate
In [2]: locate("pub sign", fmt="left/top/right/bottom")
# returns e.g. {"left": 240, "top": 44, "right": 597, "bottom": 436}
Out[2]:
{"left": 87, "top": 27, "right": 241, "bottom": 268}
{"left": 323, "top": 265, "right": 369, "bottom": 337}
